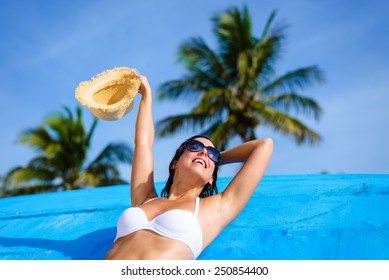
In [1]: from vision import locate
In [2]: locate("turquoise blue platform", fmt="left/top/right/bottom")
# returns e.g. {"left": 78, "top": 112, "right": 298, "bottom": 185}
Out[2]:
{"left": 0, "top": 174, "right": 388, "bottom": 260}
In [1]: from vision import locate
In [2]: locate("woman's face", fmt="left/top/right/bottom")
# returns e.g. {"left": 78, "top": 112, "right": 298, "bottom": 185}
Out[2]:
{"left": 174, "top": 137, "right": 217, "bottom": 184}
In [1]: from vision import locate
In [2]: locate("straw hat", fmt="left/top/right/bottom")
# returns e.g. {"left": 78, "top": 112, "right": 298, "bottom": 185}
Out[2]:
{"left": 75, "top": 67, "right": 141, "bottom": 121}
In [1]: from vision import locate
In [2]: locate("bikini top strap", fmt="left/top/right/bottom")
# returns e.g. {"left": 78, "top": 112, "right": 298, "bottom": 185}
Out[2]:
{"left": 143, "top": 197, "right": 159, "bottom": 205}
{"left": 194, "top": 197, "right": 200, "bottom": 217}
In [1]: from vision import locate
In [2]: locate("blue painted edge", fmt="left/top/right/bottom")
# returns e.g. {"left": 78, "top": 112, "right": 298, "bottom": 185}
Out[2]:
{"left": 0, "top": 174, "right": 388, "bottom": 260}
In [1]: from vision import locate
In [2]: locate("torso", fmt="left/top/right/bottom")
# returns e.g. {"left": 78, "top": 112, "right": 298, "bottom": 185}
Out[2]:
{"left": 105, "top": 197, "right": 205, "bottom": 260}
{"left": 105, "top": 230, "right": 194, "bottom": 260}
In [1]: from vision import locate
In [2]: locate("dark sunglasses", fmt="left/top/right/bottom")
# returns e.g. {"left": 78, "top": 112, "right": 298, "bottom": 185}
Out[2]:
{"left": 185, "top": 139, "right": 221, "bottom": 164}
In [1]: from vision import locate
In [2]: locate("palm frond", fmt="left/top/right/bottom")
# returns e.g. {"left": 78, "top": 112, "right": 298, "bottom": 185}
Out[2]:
{"left": 262, "top": 66, "right": 325, "bottom": 95}
{"left": 178, "top": 37, "right": 226, "bottom": 77}
{"left": 158, "top": 76, "right": 208, "bottom": 101}
{"left": 253, "top": 102, "right": 321, "bottom": 144}
{"left": 18, "top": 127, "right": 54, "bottom": 152}
{"left": 197, "top": 121, "right": 222, "bottom": 140}
{"left": 209, "top": 116, "right": 239, "bottom": 149}
{"left": 88, "top": 143, "right": 133, "bottom": 167}
{"left": 262, "top": 93, "right": 322, "bottom": 120}
{"left": 252, "top": 26, "right": 285, "bottom": 83}
{"left": 27, "top": 156, "right": 57, "bottom": 174}
{"left": 156, "top": 112, "right": 216, "bottom": 137}
{"left": 194, "top": 88, "right": 233, "bottom": 115}
{"left": 213, "top": 5, "right": 253, "bottom": 69}
{"left": 3, "top": 165, "right": 56, "bottom": 189}
{"left": 159, "top": 37, "right": 230, "bottom": 102}
{"left": 83, "top": 164, "right": 126, "bottom": 187}
{"left": 86, "top": 117, "right": 98, "bottom": 149}
{"left": 45, "top": 112, "right": 70, "bottom": 141}
{"left": 261, "top": 10, "right": 277, "bottom": 39}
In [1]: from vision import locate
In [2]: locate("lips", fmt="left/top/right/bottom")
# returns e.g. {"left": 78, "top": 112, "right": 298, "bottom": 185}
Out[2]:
{"left": 193, "top": 158, "right": 207, "bottom": 168}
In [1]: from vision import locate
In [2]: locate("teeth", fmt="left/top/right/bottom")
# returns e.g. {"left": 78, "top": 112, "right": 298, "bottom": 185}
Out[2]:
{"left": 194, "top": 159, "right": 205, "bottom": 167}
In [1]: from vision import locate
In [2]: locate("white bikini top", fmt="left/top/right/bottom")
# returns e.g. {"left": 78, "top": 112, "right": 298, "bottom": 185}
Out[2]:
{"left": 114, "top": 197, "right": 203, "bottom": 259}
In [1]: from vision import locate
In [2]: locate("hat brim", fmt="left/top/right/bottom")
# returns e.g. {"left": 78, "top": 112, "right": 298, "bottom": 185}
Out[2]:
{"left": 75, "top": 67, "right": 141, "bottom": 121}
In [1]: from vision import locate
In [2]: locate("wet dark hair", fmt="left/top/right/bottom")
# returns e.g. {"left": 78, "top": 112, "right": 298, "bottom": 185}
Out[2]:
{"left": 160, "top": 135, "right": 219, "bottom": 198}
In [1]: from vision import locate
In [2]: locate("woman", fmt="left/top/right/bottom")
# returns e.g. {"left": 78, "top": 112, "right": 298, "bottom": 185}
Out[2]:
{"left": 105, "top": 75, "right": 273, "bottom": 260}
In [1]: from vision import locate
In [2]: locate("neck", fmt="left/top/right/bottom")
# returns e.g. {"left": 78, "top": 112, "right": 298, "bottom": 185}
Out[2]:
{"left": 167, "top": 192, "right": 199, "bottom": 200}
{"left": 168, "top": 178, "right": 203, "bottom": 200}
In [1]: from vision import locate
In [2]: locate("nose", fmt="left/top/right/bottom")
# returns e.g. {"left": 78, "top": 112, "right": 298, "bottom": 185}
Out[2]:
{"left": 199, "top": 147, "right": 208, "bottom": 156}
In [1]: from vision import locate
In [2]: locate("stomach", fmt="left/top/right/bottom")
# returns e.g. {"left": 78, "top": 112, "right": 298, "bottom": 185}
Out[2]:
{"left": 104, "top": 230, "right": 194, "bottom": 260}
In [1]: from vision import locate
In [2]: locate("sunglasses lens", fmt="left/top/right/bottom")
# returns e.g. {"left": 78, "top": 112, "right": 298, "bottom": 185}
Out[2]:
{"left": 186, "top": 140, "right": 202, "bottom": 152}
{"left": 186, "top": 140, "right": 220, "bottom": 163}
{"left": 207, "top": 147, "right": 220, "bottom": 163}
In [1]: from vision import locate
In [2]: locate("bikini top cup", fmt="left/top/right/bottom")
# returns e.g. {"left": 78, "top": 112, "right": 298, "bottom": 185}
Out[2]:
{"left": 114, "top": 197, "right": 202, "bottom": 259}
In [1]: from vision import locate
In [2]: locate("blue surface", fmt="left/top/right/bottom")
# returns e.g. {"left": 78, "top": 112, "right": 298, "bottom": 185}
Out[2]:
{"left": 0, "top": 174, "right": 388, "bottom": 260}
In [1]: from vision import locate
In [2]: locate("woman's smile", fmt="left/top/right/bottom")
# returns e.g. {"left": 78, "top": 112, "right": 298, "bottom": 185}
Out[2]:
{"left": 192, "top": 157, "right": 207, "bottom": 168}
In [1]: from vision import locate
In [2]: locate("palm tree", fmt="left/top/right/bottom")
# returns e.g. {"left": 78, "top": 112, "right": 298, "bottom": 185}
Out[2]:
{"left": 1, "top": 106, "right": 132, "bottom": 197}
{"left": 157, "top": 6, "right": 325, "bottom": 149}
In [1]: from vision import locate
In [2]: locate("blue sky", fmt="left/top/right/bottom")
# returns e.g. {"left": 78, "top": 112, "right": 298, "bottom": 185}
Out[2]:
{"left": 1, "top": 0, "right": 388, "bottom": 184}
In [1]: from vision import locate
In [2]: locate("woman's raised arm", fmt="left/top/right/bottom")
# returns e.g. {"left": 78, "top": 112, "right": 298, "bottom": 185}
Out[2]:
{"left": 219, "top": 138, "right": 273, "bottom": 220}
{"left": 130, "top": 75, "right": 157, "bottom": 206}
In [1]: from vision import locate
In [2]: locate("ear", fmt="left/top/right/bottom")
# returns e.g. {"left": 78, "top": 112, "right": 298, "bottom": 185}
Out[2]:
{"left": 170, "top": 160, "right": 177, "bottom": 170}
{"left": 208, "top": 176, "right": 214, "bottom": 186}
